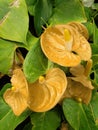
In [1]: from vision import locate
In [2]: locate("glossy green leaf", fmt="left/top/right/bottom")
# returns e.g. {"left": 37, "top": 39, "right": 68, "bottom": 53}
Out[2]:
{"left": 23, "top": 40, "right": 48, "bottom": 83}
{"left": 0, "top": 0, "right": 29, "bottom": 43}
{"left": 34, "top": 0, "right": 53, "bottom": 35}
{"left": 92, "top": 55, "right": 98, "bottom": 66}
{"left": 92, "top": 3, "right": 98, "bottom": 10}
{"left": 0, "top": 84, "right": 31, "bottom": 130}
{"left": 91, "top": 44, "right": 98, "bottom": 66}
{"left": 49, "top": 0, "right": 87, "bottom": 25}
{"left": 91, "top": 44, "right": 98, "bottom": 54}
{"left": 26, "top": 31, "right": 39, "bottom": 50}
{"left": 0, "top": 97, "right": 31, "bottom": 130}
{"left": 90, "top": 92, "right": 98, "bottom": 124}
{"left": 0, "top": 38, "right": 17, "bottom": 74}
{"left": 84, "top": 22, "right": 93, "bottom": 40}
{"left": 63, "top": 99, "right": 98, "bottom": 130}
{"left": 30, "top": 107, "right": 61, "bottom": 130}
{"left": 0, "top": 83, "right": 11, "bottom": 97}
{"left": 25, "top": 0, "right": 37, "bottom": 16}
{"left": 93, "top": 22, "right": 98, "bottom": 44}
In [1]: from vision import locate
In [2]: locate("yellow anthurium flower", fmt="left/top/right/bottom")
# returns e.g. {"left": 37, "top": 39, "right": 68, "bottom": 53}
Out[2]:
{"left": 60, "top": 60, "right": 93, "bottom": 104}
{"left": 27, "top": 68, "right": 67, "bottom": 112}
{"left": 3, "top": 68, "right": 28, "bottom": 116}
{"left": 40, "top": 22, "right": 91, "bottom": 67}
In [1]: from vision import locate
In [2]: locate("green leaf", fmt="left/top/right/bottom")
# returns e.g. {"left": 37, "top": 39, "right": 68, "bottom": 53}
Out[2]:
{"left": 92, "top": 3, "right": 98, "bottom": 10}
{"left": 25, "top": 0, "right": 37, "bottom": 16}
{"left": 49, "top": 0, "right": 87, "bottom": 25}
{"left": 30, "top": 107, "right": 61, "bottom": 130}
{"left": 93, "top": 22, "right": 98, "bottom": 44}
{"left": 0, "top": 38, "right": 17, "bottom": 74}
{"left": 63, "top": 99, "right": 98, "bottom": 130}
{"left": 0, "top": 97, "right": 31, "bottom": 130}
{"left": 0, "top": 0, "right": 29, "bottom": 43}
{"left": 0, "top": 83, "right": 11, "bottom": 97}
{"left": 26, "top": 31, "right": 39, "bottom": 50}
{"left": 89, "top": 92, "right": 98, "bottom": 124}
{"left": 83, "top": 21, "right": 94, "bottom": 41}
{"left": 34, "top": 0, "right": 53, "bottom": 35}
{"left": 0, "top": 84, "right": 31, "bottom": 130}
{"left": 23, "top": 40, "right": 48, "bottom": 83}
{"left": 91, "top": 44, "right": 98, "bottom": 55}
{"left": 92, "top": 55, "right": 98, "bottom": 67}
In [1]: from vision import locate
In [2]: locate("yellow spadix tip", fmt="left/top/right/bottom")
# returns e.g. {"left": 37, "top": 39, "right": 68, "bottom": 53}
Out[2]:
{"left": 11, "top": 86, "right": 16, "bottom": 91}
{"left": 76, "top": 97, "right": 82, "bottom": 103}
{"left": 64, "top": 29, "right": 71, "bottom": 41}
{"left": 39, "top": 76, "right": 45, "bottom": 84}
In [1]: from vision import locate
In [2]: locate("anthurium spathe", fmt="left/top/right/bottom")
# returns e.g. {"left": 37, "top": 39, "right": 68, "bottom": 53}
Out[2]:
{"left": 70, "top": 59, "right": 94, "bottom": 89}
{"left": 28, "top": 68, "right": 67, "bottom": 112}
{"left": 3, "top": 68, "right": 28, "bottom": 116}
{"left": 63, "top": 78, "right": 92, "bottom": 104}
{"left": 40, "top": 22, "right": 91, "bottom": 67}
{"left": 61, "top": 60, "right": 94, "bottom": 104}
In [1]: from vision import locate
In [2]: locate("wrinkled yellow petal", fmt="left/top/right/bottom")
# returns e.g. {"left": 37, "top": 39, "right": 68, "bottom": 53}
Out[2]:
{"left": 70, "top": 61, "right": 93, "bottom": 89}
{"left": 61, "top": 78, "right": 92, "bottom": 104}
{"left": 74, "top": 34, "right": 91, "bottom": 61}
{"left": 70, "top": 76, "right": 94, "bottom": 89}
{"left": 3, "top": 68, "right": 28, "bottom": 116}
{"left": 68, "top": 22, "right": 89, "bottom": 40}
{"left": 3, "top": 89, "right": 28, "bottom": 116}
{"left": 28, "top": 81, "right": 50, "bottom": 112}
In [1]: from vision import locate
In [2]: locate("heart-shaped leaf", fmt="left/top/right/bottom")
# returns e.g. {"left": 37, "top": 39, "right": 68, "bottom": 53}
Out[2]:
{"left": 0, "top": 0, "right": 29, "bottom": 43}
{"left": 23, "top": 40, "right": 48, "bottom": 83}
{"left": 49, "top": 0, "right": 87, "bottom": 25}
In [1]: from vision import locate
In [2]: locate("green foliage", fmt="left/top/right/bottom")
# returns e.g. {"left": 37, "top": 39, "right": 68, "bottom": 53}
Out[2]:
{"left": 49, "top": 0, "right": 87, "bottom": 24}
{"left": 34, "top": 0, "right": 53, "bottom": 35}
{"left": 0, "top": 38, "right": 16, "bottom": 74}
{"left": 30, "top": 107, "right": 61, "bottom": 130}
{"left": 63, "top": 99, "right": 98, "bottom": 130}
{"left": 0, "top": 0, "right": 98, "bottom": 129}
{"left": 23, "top": 40, "right": 48, "bottom": 83}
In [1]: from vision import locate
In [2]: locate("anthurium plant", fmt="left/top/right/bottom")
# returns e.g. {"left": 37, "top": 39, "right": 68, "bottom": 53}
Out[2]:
{"left": 0, "top": 0, "right": 98, "bottom": 130}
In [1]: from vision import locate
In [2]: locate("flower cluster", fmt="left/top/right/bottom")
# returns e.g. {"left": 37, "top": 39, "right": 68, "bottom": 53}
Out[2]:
{"left": 3, "top": 22, "right": 93, "bottom": 116}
